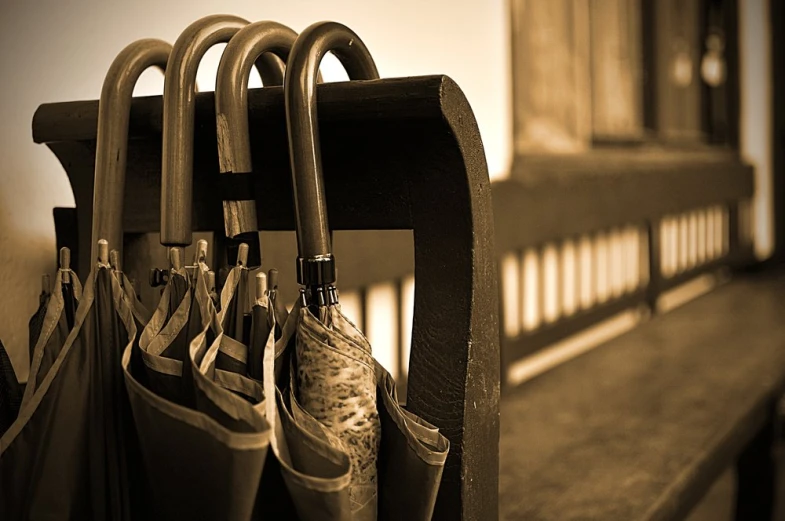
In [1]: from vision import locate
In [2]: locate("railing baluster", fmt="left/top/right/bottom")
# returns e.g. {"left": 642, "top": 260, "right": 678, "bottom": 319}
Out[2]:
{"left": 679, "top": 215, "right": 689, "bottom": 274}
{"left": 501, "top": 252, "right": 521, "bottom": 339}
{"left": 562, "top": 239, "right": 577, "bottom": 316}
{"left": 579, "top": 234, "right": 594, "bottom": 310}
{"left": 543, "top": 244, "right": 559, "bottom": 324}
{"left": 697, "top": 209, "right": 707, "bottom": 265}
{"left": 688, "top": 211, "right": 698, "bottom": 269}
{"left": 522, "top": 249, "right": 540, "bottom": 331}
{"left": 595, "top": 231, "right": 609, "bottom": 304}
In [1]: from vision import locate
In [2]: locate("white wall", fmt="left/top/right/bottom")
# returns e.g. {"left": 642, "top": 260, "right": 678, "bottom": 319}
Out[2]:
{"left": 0, "top": 0, "right": 511, "bottom": 379}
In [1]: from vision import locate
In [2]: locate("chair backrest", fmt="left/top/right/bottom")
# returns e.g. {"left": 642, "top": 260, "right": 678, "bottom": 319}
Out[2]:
{"left": 33, "top": 75, "right": 501, "bottom": 521}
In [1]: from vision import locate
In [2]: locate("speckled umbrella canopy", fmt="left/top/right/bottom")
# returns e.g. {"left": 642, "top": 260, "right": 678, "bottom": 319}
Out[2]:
{"left": 282, "top": 21, "right": 450, "bottom": 521}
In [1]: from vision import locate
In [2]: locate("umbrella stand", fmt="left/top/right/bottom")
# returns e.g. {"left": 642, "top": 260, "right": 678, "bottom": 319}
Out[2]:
{"left": 34, "top": 60, "right": 501, "bottom": 521}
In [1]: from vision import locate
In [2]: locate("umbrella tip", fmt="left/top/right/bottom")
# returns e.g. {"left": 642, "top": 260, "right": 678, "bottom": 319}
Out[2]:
{"left": 59, "top": 247, "right": 70, "bottom": 270}
{"left": 237, "top": 243, "right": 249, "bottom": 267}
{"left": 195, "top": 239, "right": 208, "bottom": 265}
{"left": 109, "top": 249, "right": 121, "bottom": 271}
{"left": 207, "top": 270, "right": 216, "bottom": 291}
{"left": 97, "top": 239, "right": 109, "bottom": 265}
{"left": 59, "top": 247, "right": 72, "bottom": 283}
{"left": 268, "top": 268, "right": 278, "bottom": 289}
{"left": 256, "top": 271, "right": 267, "bottom": 300}
{"left": 169, "top": 247, "right": 183, "bottom": 271}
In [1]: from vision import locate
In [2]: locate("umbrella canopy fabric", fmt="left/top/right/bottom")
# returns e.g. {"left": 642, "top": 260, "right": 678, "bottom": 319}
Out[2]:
{"left": 214, "top": 261, "right": 253, "bottom": 376}
{"left": 137, "top": 262, "right": 197, "bottom": 406}
{"left": 124, "top": 258, "right": 272, "bottom": 521}
{"left": 0, "top": 341, "right": 22, "bottom": 437}
{"left": 265, "top": 287, "right": 450, "bottom": 521}
{"left": 374, "top": 362, "right": 449, "bottom": 521}
{"left": 21, "top": 267, "right": 82, "bottom": 407}
{"left": 261, "top": 299, "right": 355, "bottom": 521}
{"left": 28, "top": 275, "right": 51, "bottom": 369}
{"left": 0, "top": 261, "right": 138, "bottom": 521}
{"left": 295, "top": 306, "right": 380, "bottom": 517}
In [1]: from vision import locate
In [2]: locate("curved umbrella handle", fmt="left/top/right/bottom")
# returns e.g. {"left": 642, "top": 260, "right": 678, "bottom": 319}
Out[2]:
{"left": 160, "top": 14, "right": 285, "bottom": 248}
{"left": 284, "top": 22, "right": 379, "bottom": 287}
{"left": 215, "top": 21, "right": 299, "bottom": 239}
{"left": 91, "top": 39, "right": 171, "bottom": 264}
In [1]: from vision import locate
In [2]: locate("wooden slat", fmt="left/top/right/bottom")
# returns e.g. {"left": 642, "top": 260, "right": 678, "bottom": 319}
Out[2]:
{"left": 494, "top": 151, "right": 753, "bottom": 253}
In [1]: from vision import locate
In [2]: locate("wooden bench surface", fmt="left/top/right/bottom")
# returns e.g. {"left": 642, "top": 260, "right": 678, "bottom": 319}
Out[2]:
{"left": 499, "top": 270, "right": 785, "bottom": 520}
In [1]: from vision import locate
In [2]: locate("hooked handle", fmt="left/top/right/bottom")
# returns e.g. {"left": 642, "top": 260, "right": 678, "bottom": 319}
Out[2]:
{"left": 161, "top": 15, "right": 286, "bottom": 248}
{"left": 284, "top": 22, "right": 379, "bottom": 286}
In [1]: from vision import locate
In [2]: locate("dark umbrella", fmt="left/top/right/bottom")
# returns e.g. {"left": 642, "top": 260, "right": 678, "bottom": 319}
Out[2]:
{"left": 161, "top": 14, "right": 284, "bottom": 270}
{"left": 138, "top": 13, "right": 286, "bottom": 407}
{"left": 215, "top": 20, "right": 298, "bottom": 264}
{"left": 122, "top": 15, "right": 282, "bottom": 521}
{"left": 2, "top": 37, "right": 173, "bottom": 520}
{"left": 0, "top": 340, "right": 22, "bottom": 437}
{"left": 22, "top": 247, "right": 81, "bottom": 406}
{"left": 283, "top": 21, "right": 450, "bottom": 520}
{"left": 0, "top": 238, "right": 141, "bottom": 520}
{"left": 211, "top": 243, "right": 253, "bottom": 375}
{"left": 213, "top": 20, "right": 302, "bottom": 383}
{"left": 28, "top": 274, "right": 50, "bottom": 368}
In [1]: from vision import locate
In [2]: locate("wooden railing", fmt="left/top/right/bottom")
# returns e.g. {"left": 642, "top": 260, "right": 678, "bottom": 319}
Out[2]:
{"left": 52, "top": 149, "right": 754, "bottom": 396}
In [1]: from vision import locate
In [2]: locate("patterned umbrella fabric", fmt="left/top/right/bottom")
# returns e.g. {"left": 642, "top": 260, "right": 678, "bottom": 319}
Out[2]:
{"left": 281, "top": 21, "right": 450, "bottom": 520}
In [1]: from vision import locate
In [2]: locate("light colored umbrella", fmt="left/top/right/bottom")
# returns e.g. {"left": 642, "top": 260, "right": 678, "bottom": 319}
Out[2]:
{"left": 284, "top": 21, "right": 450, "bottom": 521}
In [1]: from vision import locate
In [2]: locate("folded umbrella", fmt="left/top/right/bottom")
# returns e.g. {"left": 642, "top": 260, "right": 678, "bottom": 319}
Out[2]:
{"left": 22, "top": 247, "right": 82, "bottom": 407}
{"left": 283, "top": 21, "right": 450, "bottom": 521}
{"left": 0, "top": 241, "right": 139, "bottom": 521}
{"left": 0, "top": 340, "right": 22, "bottom": 436}
{"left": 28, "top": 274, "right": 51, "bottom": 368}
{"left": 213, "top": 243, "right": 254, "bottom": 375}
{"left": 0, "top": 38, "right": 175, "bottom": 521}
{"left": 213, "top": 20, "right": 305, "bottom": 383}
{"left": 215, "top": 20, "right": 299, "bottom": 265}
{"left": 123, "top": 16, "right": 284, "bottom": 520}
